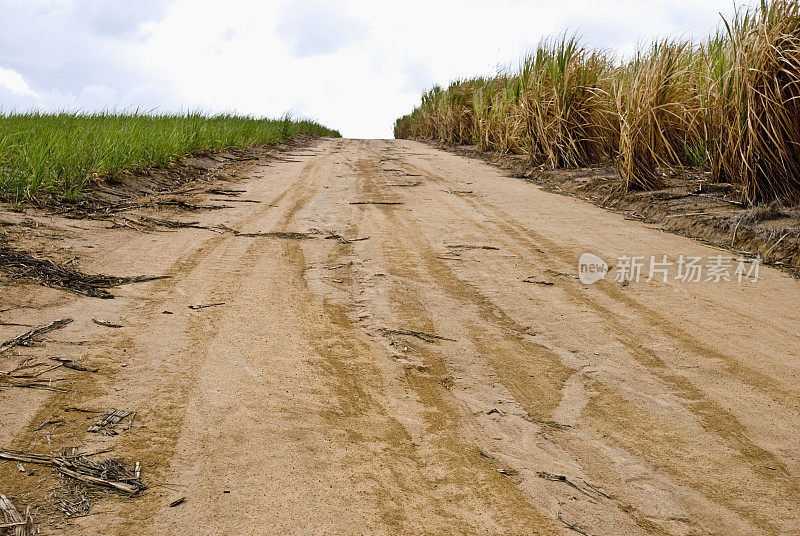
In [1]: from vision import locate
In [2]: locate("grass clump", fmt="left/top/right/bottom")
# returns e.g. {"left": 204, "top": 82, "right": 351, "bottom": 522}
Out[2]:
{"left": 395, "top": 0, "right": 800, "bottom": 205}
{"left": 518, "top": 36, "right": 614, "bottom": 169}
{"left": 614, "top": 39, "right": 703, "bottom": 190}
{"left": 711, "top": 0, "right": 800, "bottom": 203}
{"left": 0, "top": 112, "right": 340, "bottom": 202}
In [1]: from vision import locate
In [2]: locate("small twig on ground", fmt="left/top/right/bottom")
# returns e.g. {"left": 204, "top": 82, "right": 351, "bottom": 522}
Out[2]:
{"left": 692, "top": 192, "right": 744, "bottom": 206}
{"left": 35, "top": 419, "right": 64, "bottom": 431}
{"left": 557, "top": 513, "right": 593, "bottom": 536}
{"left": 583, "top": 482, "right": 611, "bottom": 499}
{"left": 207, "top": 188, "right": 245, "bottom": 196}
{"left": 92, "top": 319, "right": 122, "bottom": 329}
{"left": 51, "top": 358, "right": 98, "bottom": 373}
{"left": 537, "top": 472, "right": 598, "bottom": 499}
{"left": 32, "top": 363, "right": 63, "bottom": 377}
{"left": 523, "top": 278, "right": 554, "bottom": 285}
{"left": 496, "top": 468, "right": 519, "bottom": 476}
{"left": 349, "top": 201, "right": 404, "bottom": 205}
{"left": 235, "top": 231, "right": 313, "bottom": 239}
{"left": 446, "top": 244, "right": 499, "bottom": 251}
{"left": 123, "top": 411, "right": 136, "bottom": 431}
{"left": 208, "top": 198, "right": 260, "bottom": 203}
{"left": 188, "top": 302, "right": 225, "bottom": 310}
{"left": 381, "top": 328, "right": 456, "bottom": 343}
{"left": 0, "top": 376, "right": 66, "bottom": 392}
{"left": 0, "top": 318, "right": 73, "bottom": 354}
{"left": 763, "top": 232, "right": 790, "bottom": 259}
{"left": 71, "top": 447, "right": 114, "bottom": 458}
{"left": 62, "top": 407, "right": 104, "bottom": 414}
{"left": 324, "top": 232, "right": 350, "bottom": 244}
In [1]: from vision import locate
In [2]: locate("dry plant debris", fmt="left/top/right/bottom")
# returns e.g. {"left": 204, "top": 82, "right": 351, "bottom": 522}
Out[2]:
{"left": 209, "top": 198, "right": 260, "bottom": 203}
{"left": 536, "top": 471, "right": 601, "bottom": 499}
{"left": 234, "top": 231, "right": 313, "bottom": 239}
{"left": 0, "top": 375, "right": 66, "bottom": 392}
{"left": 523, "top": 278, "right": 554, "bottom": 285}
{"left": 0, "top": 318, "right": 72, "bottom": 354}
{"left": 0, "top": 246, "right": 167, "bottom": 298}
{"left": 87, "top": 409, "right": 132, "bottom": 435}
{"left": 109, "top": 215, "right": 211, "bottom": 232}
{"left": 50, "top": 358, "right": 97, "bottom": 373}
{"left": 0, "top": 451, "right": 145, "bottom": 494}
{"left": 396, "top": 1, "right": 800, "bottom": 204}
{"left": 349, "top": 201, "right": 404, "bottom": 205}
{"left": 0, "top": 495, "right": 34, "bottom": 536}
{"left": 557, "top": 512, "right": 593, "bottom": 536}
{"left": 446, "top": 244, "right": 500, "bottom": 251}
{"left": 207, "top": 188, "right": 246, "bottom": 196}
{"left": 188, "top": 302, "right": 225, "bottom": 310}
{"left": 381, "top": 328, "right": 456, "bottom": 343}
{"left": 92, "top": 319, "right": 122, "bottom": 328}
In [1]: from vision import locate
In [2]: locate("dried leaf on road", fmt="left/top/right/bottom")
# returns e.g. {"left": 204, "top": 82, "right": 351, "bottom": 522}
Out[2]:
{"left": 92, "top": 319, "right": 122, "bottom": 328}
{"left": 0, "top": 451, "right": 145, "bottom": 494}
{"left": 87, "top": 409, "right": 132, "bottom": 434}
{"left": 0, "top": 318, "right": 73, "bottom": 354}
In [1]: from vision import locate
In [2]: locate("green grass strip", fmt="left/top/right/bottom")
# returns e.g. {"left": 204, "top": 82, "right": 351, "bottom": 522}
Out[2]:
{"left": 0, "top": 111, "right": 340, "bottom": 202}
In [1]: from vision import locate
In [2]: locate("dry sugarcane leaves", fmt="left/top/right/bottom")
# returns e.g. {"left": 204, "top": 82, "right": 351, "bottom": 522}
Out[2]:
{"left": 87, "top": 409, "right": 133, "bottom": 435}
{"left": 234, "top": 231, "right": 314, "bottom": 239}
{"left": 92, "top": 319, "right": 122, "bottom": 329}
{"left": 0, "top": 451, "right": 145, "bottom": 494}
{"left": 0, "top": 246, "right": 167, "bottom": 298}
{"left": 0, "top": 318, "right": 72, "bottom": 354}
{"left": 0, "top": 494, "right": 34, "bottom": 535}
{"left": 50, "top": 358, "right": 97, "bottom": 373}
{"left": 381, "top": 328, "right": 456, "bottom": 343}
{"left": 349, "top": 200, "right": 404, "bottom": 205}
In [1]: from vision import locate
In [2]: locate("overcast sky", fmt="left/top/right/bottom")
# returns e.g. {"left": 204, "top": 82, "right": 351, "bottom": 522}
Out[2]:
{"left": 0, "top": 0, "right": 746, "bottom": 138}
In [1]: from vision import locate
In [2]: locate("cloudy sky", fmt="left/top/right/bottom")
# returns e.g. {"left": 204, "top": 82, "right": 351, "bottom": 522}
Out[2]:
{"left": 0, "top": 0, "right": 745, "bottom": 138}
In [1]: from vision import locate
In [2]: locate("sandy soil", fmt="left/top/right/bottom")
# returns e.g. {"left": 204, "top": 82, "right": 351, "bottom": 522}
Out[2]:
{"left": 1, "top": 138, "right": 798, "bottom": 536}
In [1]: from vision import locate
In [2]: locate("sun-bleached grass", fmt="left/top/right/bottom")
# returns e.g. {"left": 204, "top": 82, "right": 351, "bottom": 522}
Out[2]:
{"left": 395, "top": 0, "right": 800, "bottom": 205}
{"left": 711, "top": 0, "right": 800, "bottom": 203}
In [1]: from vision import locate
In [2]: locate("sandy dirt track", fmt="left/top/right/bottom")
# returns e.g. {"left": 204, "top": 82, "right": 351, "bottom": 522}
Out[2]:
{"left": 1, "top": 138, "right": 799, "bottom": 535}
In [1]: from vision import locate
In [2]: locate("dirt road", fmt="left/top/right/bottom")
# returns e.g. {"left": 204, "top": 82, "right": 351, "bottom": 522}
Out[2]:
{"left": 1, "top": 138, "right": 799, "bottom": 535}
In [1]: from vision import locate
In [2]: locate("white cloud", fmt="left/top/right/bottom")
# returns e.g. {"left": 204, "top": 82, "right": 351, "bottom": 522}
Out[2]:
{"left": 276, "top": 0, "right": 367, "bottom": 57}
{"left": 0, "top": 0, "right": 757, "bottom": 137}
{"left": 0, "top": 66, "right": 38, "bottom": 97}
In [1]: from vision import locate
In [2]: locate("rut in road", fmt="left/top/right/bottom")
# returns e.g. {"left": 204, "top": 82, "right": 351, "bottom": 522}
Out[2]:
{"left": 1, "top": 139, "right": 798, "bottom": 536}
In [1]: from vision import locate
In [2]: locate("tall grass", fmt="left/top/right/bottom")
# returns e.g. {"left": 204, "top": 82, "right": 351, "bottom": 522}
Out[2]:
{"left": 395, "top": 0, "right": 800, "bottom": 205}
{"left": 0, "top": 111, "right": 340, "bottom": 202}
{"left": 519, "top": 36, "right": 614, "bottom": 169}
{"left": 614, "top": 40, "right": 703, "bottom": 190}
{"left": 713, "top": 0, "right": 800, "bottom": 202}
